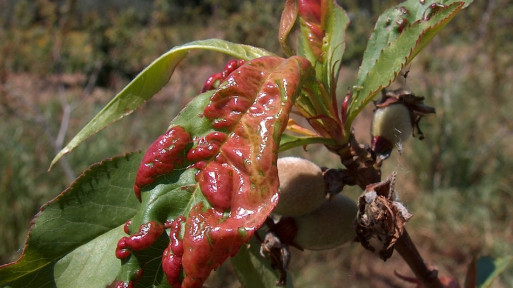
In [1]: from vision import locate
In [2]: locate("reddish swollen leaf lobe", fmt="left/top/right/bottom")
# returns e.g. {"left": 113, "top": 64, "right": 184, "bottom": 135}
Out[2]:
{"left": 126, "top": 56, "right": 310, "bottom": 288}
{"left": 186, "top": 132, "right": 227, "bottom": 162}
{"left": 181, "top": 204, "right": 248, "bottom": 287}
{"left": 123, "top": 220, "right": 132, "bottom": 234}
{"left": 115, "top": 221, "right": 164, "bottom": 259}
{"left": 299, "top": 0, "right": 321, "bottom": 22}
{"left": 162, "top": 216, "right": 185, "bottom": 288}
{"left": 187, "top": 131, "right": 232, "bottom": 210}
{"left": 181, "top": 56, "right": 311, "bottom": 287}
{"left": 134, "top": 126, "right": 191, "bottom": 201}
{"left": 195, "top": 161, "right": 233, "bottom": 210}
{"left": 115, "top": 280, "right": 134, "bottom": 288}
{"left": 125, "top": 221, "right": 164, "bottom": 251}
{"left": 201, "top": 72, "right": 224, "bottom": 93}
{"left": 201, "top": 59, "right": 245, "bottom": 93}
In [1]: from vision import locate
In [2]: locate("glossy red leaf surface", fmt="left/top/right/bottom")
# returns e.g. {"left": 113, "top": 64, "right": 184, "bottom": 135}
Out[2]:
{"left": 181, "top": 56, "right": 311, "bottom": 287}
{"left": 118, "top": 56, "right": 312, "bottom": 288}
{"left": 298, "top": 0, "right": 324, "bottom": 60}
{"left": 134, "top": 126, "right": 191, "bottom": 201}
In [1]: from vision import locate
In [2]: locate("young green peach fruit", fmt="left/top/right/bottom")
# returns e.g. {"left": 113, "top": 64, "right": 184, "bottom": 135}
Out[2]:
{"left": 371, "top": 103, "right": 412, "bottom": 156}
{"left": 293, "top": 194, "right": 357, "bottom": 250}
{"left": 273, "top": 157, "right": 326, "bottom": 217}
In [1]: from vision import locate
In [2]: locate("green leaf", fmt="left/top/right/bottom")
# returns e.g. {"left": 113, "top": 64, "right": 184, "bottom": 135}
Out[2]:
{"left": 53, "top": 226, "right": 126, "bottom": 288}
{"left": 346, "top": 0, "right": 471, "bottom": 132}
{"left": 321, "top": 0, "right": 349, "bottom": 94}
{"left": 231, "top": 237, "right": 293, "bottom": 288}
{"left": 122, "top": 168, "right": 200, "bottom": 288}
{"left": 0, "top": 153, "right": 143, "bottom": 287}
{"left": 279, "top": 133, "right": 337, "bottom": 152}
{"left": 50, "top": 39, "right": 275, "bottom": 169}
{"left": 476, "top": 256, "right": 513, "bottom": 288}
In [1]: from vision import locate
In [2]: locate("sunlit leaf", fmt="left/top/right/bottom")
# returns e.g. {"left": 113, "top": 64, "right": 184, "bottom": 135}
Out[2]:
{"left": 322, "top": 1, "right": 349, "bottom": 94}
{"left": 346, "top": 0, "right": 472, "bottom": 132}
{"left": 53, "top": 226, "right": 125, "bottom": 288}
{"left": 0, "top": 153, "right": 142, "bottom": 287}
{"left": 279, "top": 133, "right": 337, "bottom": 152}
{"left": 50, "top": 39, "right": 274, "bottom": 169}
{"left": 182, "top": 56, "right": 310, "bottom": 287}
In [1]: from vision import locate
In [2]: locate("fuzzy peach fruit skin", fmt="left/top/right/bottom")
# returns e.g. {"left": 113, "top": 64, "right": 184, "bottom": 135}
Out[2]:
{"left": 273, "top": 157, "right": 327, "bottom": 217}
{"left": 293, "top": 194, "right": 358, "bottom": 250}
{"left": 371, "top": 103, "right": 412, "bottom": 145}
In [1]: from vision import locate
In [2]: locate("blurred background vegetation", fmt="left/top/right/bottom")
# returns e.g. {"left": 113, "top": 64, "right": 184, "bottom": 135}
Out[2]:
{"left": 0, "top": 0, "right": 511, "bottom": 286}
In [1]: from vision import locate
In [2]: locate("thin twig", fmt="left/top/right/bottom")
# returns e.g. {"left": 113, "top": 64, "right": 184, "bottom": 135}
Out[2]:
{"left": 395, "top": 230, "right": 443, "bottom": 288}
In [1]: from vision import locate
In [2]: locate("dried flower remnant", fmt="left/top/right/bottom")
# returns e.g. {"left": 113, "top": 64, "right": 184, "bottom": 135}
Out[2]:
{"left": 259, "top": 193, "right": 357, "bottom": 285}
{"left": 260, "top": 231, "right": 291, "bottom": 286}
{"left": 355, "top": 173, "right": 412, "bottom": 261}
{"left": 341, "top": 134, "right": 382, "bottom": 190}
{"left": 258, "top": 216, "right": 300, "bottom": 286}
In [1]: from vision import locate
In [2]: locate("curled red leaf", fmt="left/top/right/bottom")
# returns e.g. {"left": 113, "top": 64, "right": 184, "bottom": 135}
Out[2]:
{"left": 115, "top": 237, "right": 131, "bottom": 259}
{"left": 115, "top": 221, "right": 164, "bottom": 259}
{"left": 123, "top": 220, "right": 132, "bottom": 234}
{"left": 201, "top": 59, "right": 245, "bottom": 93}
{"left": 134, "top": 126, "right": 191, "bottom": 201}
{"left": 162, "top": 216, "right": 185, "bottom": 288}
{"left": 126, "top": 221, "right": 164, "bottom": 251}
{"left": 181, "top": 56, "right": 311, "bottom": 287}
{"left": 298, "top": 0, "right": 321, "bottom": 23}
{"left": 187, "top": 132, "right": 227, "bottom": 162}
{"left": 298, "top": 0, "right": 325, "bottom": 59}
{"left": 196, "top": 161, "right": 233, "bottom": 210}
